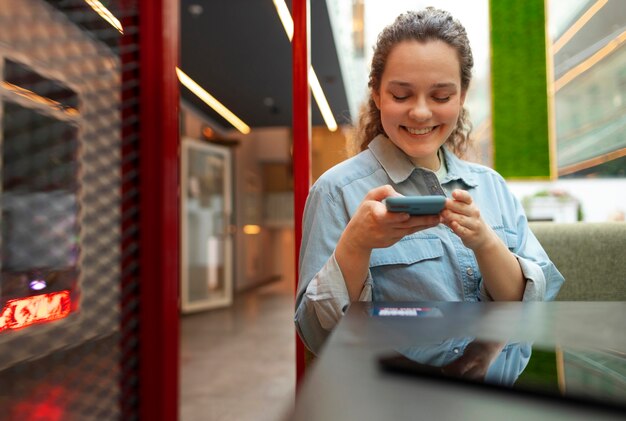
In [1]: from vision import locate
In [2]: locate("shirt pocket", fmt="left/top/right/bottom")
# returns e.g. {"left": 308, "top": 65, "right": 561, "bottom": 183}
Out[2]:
{"left": 492, "top": 226, "right": 518, "bottom": 252}
{"left": 370, "top": 234, "right": 444, "bottom": 267}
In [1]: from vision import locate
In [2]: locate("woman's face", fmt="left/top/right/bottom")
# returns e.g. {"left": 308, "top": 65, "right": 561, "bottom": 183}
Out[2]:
{"left": 373, "top": 40, "right": 466, "bottom": 170}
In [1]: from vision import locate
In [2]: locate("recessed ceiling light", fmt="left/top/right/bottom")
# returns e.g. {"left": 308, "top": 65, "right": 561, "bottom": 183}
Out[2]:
{"left": 188, "top": 4, "right": 203, "bottom": 16}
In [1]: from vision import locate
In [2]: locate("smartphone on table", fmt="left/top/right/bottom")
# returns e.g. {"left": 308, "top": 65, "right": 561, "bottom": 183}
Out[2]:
{"left": 384, "top": 195, "right": 446, "bottom": 216}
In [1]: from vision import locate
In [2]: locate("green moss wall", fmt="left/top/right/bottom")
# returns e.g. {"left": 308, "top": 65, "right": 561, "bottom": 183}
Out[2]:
{"left": 490, "top": 0, "right": 551, "bottom": 178}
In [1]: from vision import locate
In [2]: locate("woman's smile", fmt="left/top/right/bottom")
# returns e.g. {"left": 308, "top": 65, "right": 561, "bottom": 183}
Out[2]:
{"left": 403, "top": 125, "right": 438, "bottom": 136}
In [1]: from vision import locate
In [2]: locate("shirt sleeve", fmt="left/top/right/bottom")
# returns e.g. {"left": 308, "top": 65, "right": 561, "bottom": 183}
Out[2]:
{"left": 505, "top": 185, "right": 564, "bottom": 301}
{"left": 295, "top": 252, "right": 372, "bottom": 355}
{"left": 295, "top": 183, "right": 372, "bottom": 355}
{"left": 478, "top": 251, "right": 548, "bottom": 302}
{"left": 303, "top": 252, "right": 372, "bottom": 330}
{"left": 480, "top": 177, "right": 565, "bottom": 302}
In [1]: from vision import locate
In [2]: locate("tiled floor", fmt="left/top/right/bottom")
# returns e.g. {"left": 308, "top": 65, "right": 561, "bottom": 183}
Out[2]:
{"left": 180, "top": 282, "right": 296, "bottom": 421}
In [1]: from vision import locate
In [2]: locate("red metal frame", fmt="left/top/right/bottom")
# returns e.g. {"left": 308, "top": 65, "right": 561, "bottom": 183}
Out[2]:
{"left": 138, "top": 0, "right": 180, "bottom": 419}
{"left": 292, "top": 0, "right": 311, "bottom": 386}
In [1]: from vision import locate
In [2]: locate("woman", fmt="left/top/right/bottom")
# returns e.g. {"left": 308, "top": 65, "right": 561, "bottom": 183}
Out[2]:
{"left": 295, "top": 8, "right": 564, "bottom": 362}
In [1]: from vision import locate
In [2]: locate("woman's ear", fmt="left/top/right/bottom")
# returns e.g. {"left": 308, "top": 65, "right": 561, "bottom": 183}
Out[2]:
{"left": 460, "top": 90, "right": 467, "bottom": 107}
{"left": 372, "top": 90, "right": 381, "bottom": 109}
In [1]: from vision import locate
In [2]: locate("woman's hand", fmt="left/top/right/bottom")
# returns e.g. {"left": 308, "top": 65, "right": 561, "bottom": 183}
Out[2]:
{"left": 441, "top": 341, "right": 505, "bottom": 381}
{"left": 342, "top": 185, "right": 440, "bottom": 253}
{"left": 440, "top": 189, "right": 498, "bottom": 251}
{"left": 336, "top": 185, "right": 440, "bottom": 301}
{"left": 440, "top": 189, "right": 525, "bottom": 301}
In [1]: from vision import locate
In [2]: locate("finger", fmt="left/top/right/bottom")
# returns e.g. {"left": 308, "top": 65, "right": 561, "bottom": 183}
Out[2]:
{"left": 449, "top": 219, "right": 465, "bottom": 234}
{"left": 443, "top": 198, "right": 469, "bottom": 217}
{"left": 448, "top": 213, "right": 478, "bottom": 231}
{"left": 442, "top": 358, "right": 471, "bottom": 377}
{"left": 463, "top": 365, "right": 485, "bottom": 381}
{"left": 448, "top": 220, "right": 478, "bottom": 240}
{"left": 386, "top": 211, "right": 411, "bottom": 223}
{"left": 402, "top": 222, "right": 439, "bottom": 236}
{"left": 444, "top": 199, "right": 481, "bottom": 220}
{"left": 365, "top": 184, "right": 399, "bottom": 202}
{"left": 392, "top": 215, "right": 439, "bottom": 229}
{"left": 452, "top": 189, "right": 472, "bottom": 204}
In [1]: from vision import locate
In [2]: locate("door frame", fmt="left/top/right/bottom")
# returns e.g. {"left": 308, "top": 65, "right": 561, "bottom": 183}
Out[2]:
{"left": 180, "top": 138, "right": 233, "bottom": 313}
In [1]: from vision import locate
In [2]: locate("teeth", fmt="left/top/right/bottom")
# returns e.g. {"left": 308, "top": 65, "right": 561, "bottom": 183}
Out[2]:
{"left": 406, "top": 126, "right": 434, "bottom": 135}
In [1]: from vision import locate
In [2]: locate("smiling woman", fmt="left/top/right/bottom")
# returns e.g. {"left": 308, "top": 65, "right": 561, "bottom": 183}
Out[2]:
{"left": 295, "top": 7, "right": 564, "bottom": 359}
{"left": 361, "top": 0, "right": 491, "bottom": 161}
{"left": 372, "top": 40, "right": 466, "bottom": 170}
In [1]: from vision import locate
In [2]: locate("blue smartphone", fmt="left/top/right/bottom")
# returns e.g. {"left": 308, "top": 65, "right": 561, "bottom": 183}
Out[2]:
{"left": 384, "top": 195, "right": 446, "bottom": 215}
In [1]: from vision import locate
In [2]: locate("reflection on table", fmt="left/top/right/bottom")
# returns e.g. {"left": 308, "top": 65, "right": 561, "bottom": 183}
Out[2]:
{"left": 291, "top": 302, "right": 626, "bottom": 421}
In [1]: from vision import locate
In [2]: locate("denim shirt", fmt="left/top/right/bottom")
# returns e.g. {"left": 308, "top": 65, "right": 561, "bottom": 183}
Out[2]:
{"left": 397, "top": 339, "right": 532, "bottom": 387}
{"left": 295, "top": 135, "right": 564, "bottom": 355}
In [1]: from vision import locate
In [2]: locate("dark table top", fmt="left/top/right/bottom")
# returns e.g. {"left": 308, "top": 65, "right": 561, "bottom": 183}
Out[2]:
{"left": 290, "top": 301, "right": 626, "bottom": 421}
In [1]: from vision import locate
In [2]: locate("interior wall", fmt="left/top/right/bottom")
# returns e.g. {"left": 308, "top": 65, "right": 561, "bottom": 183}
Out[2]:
{"left": 312, "top": 126, "right": 350, "bottom": 182}
{"left": 179, "top": 109, "right": 353, "bottom": 294}
{"left": 233, "top": 127, "right": 291, "bottom": 291}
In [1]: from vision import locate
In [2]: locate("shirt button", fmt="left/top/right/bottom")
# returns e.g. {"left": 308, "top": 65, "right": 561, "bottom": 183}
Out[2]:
{"left": 453, "top": 348, "right": 460, "bottom": 354}
{"left": 429, "top": 186, "right": 438, "bottom": 193}
{"left": 466, "top": 267, "right": 474, "bottom": 276}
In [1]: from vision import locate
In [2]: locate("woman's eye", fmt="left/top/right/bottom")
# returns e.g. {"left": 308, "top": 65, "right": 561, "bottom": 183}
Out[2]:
{"left": 433, "top": 96, "right": 451, "bottom": 103}
{"left": 392, "top": 94, "right": 409, "bottom": 101}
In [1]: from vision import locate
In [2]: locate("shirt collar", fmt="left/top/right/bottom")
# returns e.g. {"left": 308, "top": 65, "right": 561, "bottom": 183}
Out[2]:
{"left": 441, "top": 147, "right": 478, "bottom": 188}
{"left": 368, "top": 134, "right": 421, "bottom": 184}
{"left": 368, "top": 134, "right": 478, "bottom": 188}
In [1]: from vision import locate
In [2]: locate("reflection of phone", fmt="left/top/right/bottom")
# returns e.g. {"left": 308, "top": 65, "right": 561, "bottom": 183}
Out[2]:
{"left": 384, "top": 195, "right": 446, "bottom": 215}
{"left": 378, "top": 353, "right": 444, "bottom": 377}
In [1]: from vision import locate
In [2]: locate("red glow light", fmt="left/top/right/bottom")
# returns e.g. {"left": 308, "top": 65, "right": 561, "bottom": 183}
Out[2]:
{"left": 0, "top": 290, "right": 72, "bottom": 332}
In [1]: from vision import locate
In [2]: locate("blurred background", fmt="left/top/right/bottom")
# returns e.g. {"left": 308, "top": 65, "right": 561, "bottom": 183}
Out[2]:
{"left": 176, "top": 2, "right": 626, "bottom": 417}
{"left": 0, "top": 0, "right": 624, "bottom": 420}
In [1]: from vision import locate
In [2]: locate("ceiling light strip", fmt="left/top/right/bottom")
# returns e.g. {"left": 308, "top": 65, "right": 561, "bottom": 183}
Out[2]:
{"left": 274, "top": 0, "right": 294, "bottom": 39}
{"left": 552, "top": 0, "right": 607, "bottom": 54}
{"left": 176, "top": 67, "right": 251, "bottom": 134}
{"left": 85, "top": 0, "right": 124, "bottom": 34}
{"left": 309, "top": 68, "right": 338, "bottom": 131}
{"left": 554, "top": 28, "right": 626, "bottom": 92}
{"left": 273, "top": 0, "right": 338, "bottom": 132}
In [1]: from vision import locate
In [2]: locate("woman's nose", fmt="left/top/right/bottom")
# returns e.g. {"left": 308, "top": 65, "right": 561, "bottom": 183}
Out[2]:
{"left": 409, "top": 98, "right": 432, "bottom": 121}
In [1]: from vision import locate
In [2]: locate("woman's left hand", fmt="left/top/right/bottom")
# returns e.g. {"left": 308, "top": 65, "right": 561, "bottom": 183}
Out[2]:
{"left": 440, "top": 189, "right": 497, "bottom": 251}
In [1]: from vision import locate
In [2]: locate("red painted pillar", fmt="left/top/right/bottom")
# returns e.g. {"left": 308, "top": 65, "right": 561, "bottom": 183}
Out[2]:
{"left": 292, "top": 0, "right": 312, "bottom": 386}
{"left": 139, "top": 0, "right": 180, "bottom": 419}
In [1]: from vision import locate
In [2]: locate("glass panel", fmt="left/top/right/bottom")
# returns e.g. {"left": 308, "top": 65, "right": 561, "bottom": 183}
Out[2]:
{"left": 0, "top": 0, "right": 138, "bottom": 418}
{"left": 1, "top": 101, "right": 80, "bottom": 311}
{"left": 549, "top": 0, "right": 626, "bottom": 176}
{"left": 184, "top": 142, "right": 231, "bottom": 309}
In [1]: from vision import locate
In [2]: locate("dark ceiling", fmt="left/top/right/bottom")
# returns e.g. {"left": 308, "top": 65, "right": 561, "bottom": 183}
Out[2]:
{"left": 180, "top": 0, "right": 352, "bottom": 131}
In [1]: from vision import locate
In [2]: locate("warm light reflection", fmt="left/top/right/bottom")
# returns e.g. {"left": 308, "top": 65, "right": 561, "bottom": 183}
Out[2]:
{"left": 552, "top": 0, "right": 607, "bottom": 54}
{"left": 85, "top": 0, "right": 124, "bottom": 34}
{"left": 0, "top": 82, "right": 79, "bottom": 117}
{"left": 176, "top": 67, "right": 251, "bottom": 134}
{"left": 243, "top": 225, "right": 262, "bottom": 235}
{"left": 273, "top": 0, "right": 294, "bottom": 39}
{"left": 0, "top": 291, "right": 72, "bottom": 332}
{"left": 272, "top": 0, "right": 338, "bottom": 132}
{"left": 554, "top": 28, "right": 626, "bottom": 92}
{"left": 309, "top": 68, "right": 339, "bottom": 132}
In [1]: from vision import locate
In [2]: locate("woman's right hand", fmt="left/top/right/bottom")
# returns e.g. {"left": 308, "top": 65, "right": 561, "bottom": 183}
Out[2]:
{"left": 336, "top": 185, "right": 439, "bottom": 300}
{"left": 340, "top": 185, "right": 440, "bottom": 253}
